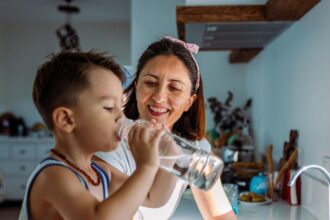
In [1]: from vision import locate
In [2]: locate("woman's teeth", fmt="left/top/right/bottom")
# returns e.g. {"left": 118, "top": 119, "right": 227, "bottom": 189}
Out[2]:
{"left": 149, "top": 106, "right": 168, "bottom": 113}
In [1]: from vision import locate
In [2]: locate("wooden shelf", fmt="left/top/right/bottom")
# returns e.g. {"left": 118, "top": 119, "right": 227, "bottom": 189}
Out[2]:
{"left": 177, "top": 0, "right": 320, "bottom": 63}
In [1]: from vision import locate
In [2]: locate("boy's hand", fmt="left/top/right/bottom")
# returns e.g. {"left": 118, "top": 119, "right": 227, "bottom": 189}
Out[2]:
{"left": 128, "top": 121, "right": 165, "bottom": 169}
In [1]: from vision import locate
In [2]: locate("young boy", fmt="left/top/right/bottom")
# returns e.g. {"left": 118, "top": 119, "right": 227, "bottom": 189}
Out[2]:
{"left": 19, "top": 51, "right": 168, "bottom": 220}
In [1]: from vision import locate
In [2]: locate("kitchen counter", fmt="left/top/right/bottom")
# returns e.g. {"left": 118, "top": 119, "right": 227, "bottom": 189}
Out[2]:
{"left": 171, "top": 193, "right": 318, "bottom": 220}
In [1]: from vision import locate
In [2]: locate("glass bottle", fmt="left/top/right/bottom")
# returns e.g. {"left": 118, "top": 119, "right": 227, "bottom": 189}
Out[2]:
{"left": 115, "top": 117, "right": 224, "bottom": 191}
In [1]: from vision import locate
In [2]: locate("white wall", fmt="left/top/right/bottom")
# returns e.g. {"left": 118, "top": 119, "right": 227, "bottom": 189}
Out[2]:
{"left": 0, "top": 28, "right": 5, "bottom": 113}
{"left": 0, "top": 21, "right": 130, "bottom": 127}
{"left": 246, "top": 1, "right": 330, "bottom": 218}
{"left": 196, "top": 51, "right": 247, "bottom": 129}
{"left": 77, "top": 22, "right": 131, "bottom": 65}
{"left": 131, "top": 0, "right": 184, "bottom": 68}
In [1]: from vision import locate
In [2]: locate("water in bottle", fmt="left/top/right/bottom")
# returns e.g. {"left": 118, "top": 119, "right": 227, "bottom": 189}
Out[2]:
{"left": 115, "top": 117, "right": 224, "bottom": 190}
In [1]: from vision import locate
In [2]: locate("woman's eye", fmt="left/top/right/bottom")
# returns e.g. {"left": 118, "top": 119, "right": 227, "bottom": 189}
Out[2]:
{"left": 145, "top": 81, "right": 157, "bottom": 87}
{"left": 169, "top": 85, "right": 182, "bottom": 92}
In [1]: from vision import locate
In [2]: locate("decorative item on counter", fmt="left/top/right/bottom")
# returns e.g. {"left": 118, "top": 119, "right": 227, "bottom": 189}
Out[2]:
{"left": 223, "top": 183, "right": 239, "bottom": 215}
{"left": 0, "top": 112, "right": 28, "bottom": 136}
{"left": 207, "top": 91, "right": 255, "bottom": 163}
{"left": 278, "top": 130, "right": 299, "bottom": 171}
{"left": 274, "top": 129, "right": 300, "bottom": 204}
{"left": 249, "top": 172, "right": 268, "bottom": 196}
{"left": 0, "top": 112, "right": 14, "bottom": 136}
{"left": 228, "top": 162, "right": 264, "bottom": 192}
{"left": 231, "top": 162, "right": 264, "bottom": 179}
{"left": 239, "top": 191, "right": 266, "bottom": 203}
{"left": 283, "top": 169, "right": 301, "bottom": 205}
{"left": 266, "top": 144, "right": 274, "bottom": 199}
{"left": 30, "top": 122, "right": 52, "bottom": 138}
{"left": 275, "top": 149, "right": 298, "bottom": 193}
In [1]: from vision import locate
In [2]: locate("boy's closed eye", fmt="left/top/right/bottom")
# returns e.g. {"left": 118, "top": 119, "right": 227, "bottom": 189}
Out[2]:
{"left": 104, "top": 107, "right": 114, "bottom": 112}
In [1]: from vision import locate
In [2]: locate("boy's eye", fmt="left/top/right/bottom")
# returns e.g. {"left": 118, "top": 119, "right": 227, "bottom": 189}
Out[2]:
{"left": 104, "top": 107, "right": 114, "bottom": 112}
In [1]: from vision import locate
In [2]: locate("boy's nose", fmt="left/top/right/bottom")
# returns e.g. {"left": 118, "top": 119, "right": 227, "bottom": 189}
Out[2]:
{"left": 116, "top": 109, "right": 124, "bottom": 119}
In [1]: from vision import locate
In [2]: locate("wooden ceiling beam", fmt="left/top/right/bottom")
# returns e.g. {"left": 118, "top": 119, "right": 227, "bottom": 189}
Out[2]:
{"left": 265, "top": 0, "right": 320, "bottom": 21}
{"left": 177, "top": 5, "right": 265, "bottom": 23}
{"left": 177, "top": 5, "right": 265, "bottom": 41}
{"left": 229, "top": 48, "right": 263, "bottom": 63}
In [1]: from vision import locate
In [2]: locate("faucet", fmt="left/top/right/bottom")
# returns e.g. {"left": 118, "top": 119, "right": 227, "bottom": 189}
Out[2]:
{"left": 288, "top": 164, "right": 330, "bottom": 220}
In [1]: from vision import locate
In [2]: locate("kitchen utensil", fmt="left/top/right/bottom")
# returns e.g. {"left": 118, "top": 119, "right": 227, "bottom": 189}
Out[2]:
{"left": 266, "top": 144, "right": 274, "bottom": 198}
{"left": 275, "top": 148, "right": 298, "bottom": 189}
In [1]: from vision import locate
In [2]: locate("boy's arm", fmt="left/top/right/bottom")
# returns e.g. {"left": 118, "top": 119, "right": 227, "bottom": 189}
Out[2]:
{"left": 33, "top": 163, "right": 158, "bottom": 220}
{"left": 32, "top": 123, "right": 164, "bottom": 220}
{"left": 143, "top": 135, "right": 180, "bottom": 207}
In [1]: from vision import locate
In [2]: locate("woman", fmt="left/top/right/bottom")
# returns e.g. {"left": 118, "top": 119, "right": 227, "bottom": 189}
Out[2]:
{"left": 96, "top": 36, "right": 237, "bottom": 220}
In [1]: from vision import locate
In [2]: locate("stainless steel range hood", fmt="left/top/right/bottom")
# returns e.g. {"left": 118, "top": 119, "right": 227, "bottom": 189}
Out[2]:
{"left": 177, "top": 0, "right": 320, "bottom": 63}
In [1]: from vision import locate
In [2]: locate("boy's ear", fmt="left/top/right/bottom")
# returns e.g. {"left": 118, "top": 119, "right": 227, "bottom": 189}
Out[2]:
{"left": 52, "top": 107, "right": 75, "bottom": 132}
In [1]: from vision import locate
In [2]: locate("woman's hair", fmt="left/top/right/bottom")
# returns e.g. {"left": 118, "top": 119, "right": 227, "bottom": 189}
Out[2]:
{"left": 33, "top": 50, "right": 125, "bottom": 129}
{"left": 124, "top": 37, "right": 205, "bottom": 140}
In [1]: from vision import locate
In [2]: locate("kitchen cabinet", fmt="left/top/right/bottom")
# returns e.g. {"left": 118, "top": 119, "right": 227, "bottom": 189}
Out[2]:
{"left": 0, "top": 137, "right": 54, "bottom": 200}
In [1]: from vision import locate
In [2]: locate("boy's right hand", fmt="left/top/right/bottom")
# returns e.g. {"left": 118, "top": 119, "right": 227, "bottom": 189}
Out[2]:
{"left": 128, "top": 121, "right": 165, "bottom": 169}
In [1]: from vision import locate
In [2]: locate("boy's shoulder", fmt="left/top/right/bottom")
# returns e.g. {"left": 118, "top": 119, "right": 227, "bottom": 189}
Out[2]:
{"left": 27, "top": 161, "right": 102, "bottom": 219}
{"left": 31, "top": 163, "right": 87, "bottom": 195}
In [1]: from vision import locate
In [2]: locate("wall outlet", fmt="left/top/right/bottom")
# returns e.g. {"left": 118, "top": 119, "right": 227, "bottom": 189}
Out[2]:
{"left": 321, "top": 156, "right": 330, "bottom": 173}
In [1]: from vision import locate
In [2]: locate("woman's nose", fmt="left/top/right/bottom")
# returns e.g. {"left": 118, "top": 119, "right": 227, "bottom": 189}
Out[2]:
{"left": 152, "top": 86, "right": 167, "bottom": 102}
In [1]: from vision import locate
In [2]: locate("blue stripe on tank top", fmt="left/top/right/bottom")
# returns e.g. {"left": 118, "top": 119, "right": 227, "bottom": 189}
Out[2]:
{"left": 91, "top": 162, "right": 110, "bottom": 199}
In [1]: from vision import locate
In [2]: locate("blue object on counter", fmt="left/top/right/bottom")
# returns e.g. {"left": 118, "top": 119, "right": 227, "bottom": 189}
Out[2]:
{"left": 249, "top": 172, "right": 268, "bottom": 196}
{"left": 223, "top": 183, "right": 239, "bottom": 215}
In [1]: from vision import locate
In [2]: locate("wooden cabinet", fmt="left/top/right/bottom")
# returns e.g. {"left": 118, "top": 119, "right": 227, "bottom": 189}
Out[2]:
{"left": 0, "top": 137, "right": 54, "bottom": 200}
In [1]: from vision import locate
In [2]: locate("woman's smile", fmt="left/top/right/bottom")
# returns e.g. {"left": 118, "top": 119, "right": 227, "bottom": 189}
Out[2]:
{"left": 148, "top": 105, "right": 169, "bottom": 116}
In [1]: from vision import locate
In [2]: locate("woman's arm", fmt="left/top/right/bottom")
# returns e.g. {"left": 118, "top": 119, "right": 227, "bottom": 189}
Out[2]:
{"left": 190, "top": 139, "right": 237, "bottom": 219}
{"left": 191, "top": 179, "right": 238, "bottom": 220}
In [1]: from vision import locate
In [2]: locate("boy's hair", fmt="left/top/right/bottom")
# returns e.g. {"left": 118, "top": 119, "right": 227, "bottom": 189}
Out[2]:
{"left": 33, "top": 51, "right": 125, "bottom": 129}
{"left": 124, "top": 38, "right": 205, "bottom": 140}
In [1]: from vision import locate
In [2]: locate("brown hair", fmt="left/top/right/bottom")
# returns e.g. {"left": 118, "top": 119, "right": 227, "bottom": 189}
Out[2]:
{"left": 33, "top": 50, "right": 124, "bottom": 129}
{"left": 124, "top": 38, "right": 205, "bottom": 140}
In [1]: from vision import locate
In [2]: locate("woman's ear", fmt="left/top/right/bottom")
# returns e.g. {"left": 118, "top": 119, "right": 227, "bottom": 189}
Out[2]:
{"left": 52, "top": 107, "right": 75, "bottom": 132}
{"left": 184, "top": 94, "right": 197, "bottom": 112}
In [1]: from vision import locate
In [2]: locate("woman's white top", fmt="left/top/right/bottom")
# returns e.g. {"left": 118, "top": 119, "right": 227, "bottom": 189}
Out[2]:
{"left": 96, "top": 138, "right": 212, "bottom": 220}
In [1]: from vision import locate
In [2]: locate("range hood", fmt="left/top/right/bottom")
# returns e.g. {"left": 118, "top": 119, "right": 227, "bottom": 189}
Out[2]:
{"left": 177, "top": 0, "right": 320, "bottom": 63}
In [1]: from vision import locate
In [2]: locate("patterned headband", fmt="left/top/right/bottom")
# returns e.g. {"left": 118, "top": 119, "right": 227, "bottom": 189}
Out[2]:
{"left": 162, "top": 36, "right": 201, "bottom": 90}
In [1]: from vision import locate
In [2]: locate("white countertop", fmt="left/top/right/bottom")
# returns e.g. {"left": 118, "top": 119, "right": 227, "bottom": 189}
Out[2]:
{"left": 171, "top": 193, "right": 318, "bottom": 220}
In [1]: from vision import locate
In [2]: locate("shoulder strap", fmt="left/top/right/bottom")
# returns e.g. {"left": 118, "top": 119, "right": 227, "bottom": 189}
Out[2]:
{"left": 19, "top": 157, "right": 89, "bottom": 220}
{"left": 91, "top": 162, "right": 110, "bottom": 199}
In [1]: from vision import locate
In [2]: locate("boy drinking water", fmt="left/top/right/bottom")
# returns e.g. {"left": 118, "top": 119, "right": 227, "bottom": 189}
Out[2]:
{"left": 19, "top": 51, "right": 169, "bottom": 220}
